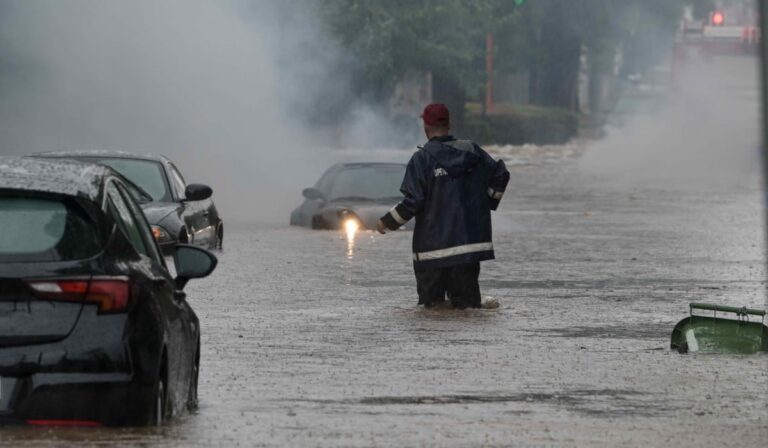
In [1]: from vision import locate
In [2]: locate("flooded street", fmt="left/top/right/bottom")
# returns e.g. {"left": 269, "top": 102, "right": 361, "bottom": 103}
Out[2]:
{"left": 2, "top": 56, "right": 768, "bottom": 446}
{"left": 1, "top": 0, "right": 767, "bottom": 444}
{"left": 3, "top": 149, "right": 768, "bottom": 446}
{"left": 196, "top": 156, "right": 767, "bottom": 447}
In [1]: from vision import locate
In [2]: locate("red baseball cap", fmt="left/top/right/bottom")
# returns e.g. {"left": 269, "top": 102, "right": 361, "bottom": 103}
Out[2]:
{"left": 421, "top": 103, "right": 450, "bottom": 127}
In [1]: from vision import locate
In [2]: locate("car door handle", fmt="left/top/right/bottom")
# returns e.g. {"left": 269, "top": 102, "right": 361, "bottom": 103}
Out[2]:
{"left": 202, "top": 210, "right": 209, "bottom": 216}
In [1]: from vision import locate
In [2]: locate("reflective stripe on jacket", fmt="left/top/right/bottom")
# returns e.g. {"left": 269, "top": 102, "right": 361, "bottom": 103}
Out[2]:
{"left": 381, "top": 135, "right": 510, "bottom": 270}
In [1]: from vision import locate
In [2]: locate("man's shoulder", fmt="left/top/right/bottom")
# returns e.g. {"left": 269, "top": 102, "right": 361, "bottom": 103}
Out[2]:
{"left": 447, "top": 139, "right": 477, "bottom": 153}
{"left": 411, "top": 146, "right": 431, "bottom": 160}
{"left": 407, "top": 147, "right": 438, "bottom": 173}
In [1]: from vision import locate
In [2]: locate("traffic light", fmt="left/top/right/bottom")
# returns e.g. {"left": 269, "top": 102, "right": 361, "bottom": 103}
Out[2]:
{"left": 711, "top": 11, "right": 725, "bottom": 26}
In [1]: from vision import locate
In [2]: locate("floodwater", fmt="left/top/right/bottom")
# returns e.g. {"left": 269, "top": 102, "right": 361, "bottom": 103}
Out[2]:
{"left": 2, "top": 57, "right": 768, "bottom": 446}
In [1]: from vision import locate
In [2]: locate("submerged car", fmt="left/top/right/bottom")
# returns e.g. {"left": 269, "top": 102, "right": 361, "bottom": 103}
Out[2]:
{"left": 33, "top": 151, "right": 223, "bottom": 254}
{"left": 290, "top": 162, "right": 409, "bottom": 230}
{"left": 0, "top": 157, "right": 216, "bottom": 426}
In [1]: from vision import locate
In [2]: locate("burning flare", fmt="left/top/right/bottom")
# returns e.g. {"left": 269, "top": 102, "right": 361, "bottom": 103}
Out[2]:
{"left": 344, "top": 218, "right": 359, "bottom": 240}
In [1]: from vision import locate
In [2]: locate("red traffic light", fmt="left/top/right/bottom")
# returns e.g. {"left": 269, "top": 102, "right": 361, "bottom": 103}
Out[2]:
{"left": 711, "top": 11, "right": 725, "bottom": 26}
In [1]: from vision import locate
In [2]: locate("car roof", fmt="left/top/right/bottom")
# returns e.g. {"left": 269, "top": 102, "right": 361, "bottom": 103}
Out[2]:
{"left": 33, "top": 149, "right": 171, "bottom": 164}
{"left": 0, "top": 156, "right": 112, "bottom": 201}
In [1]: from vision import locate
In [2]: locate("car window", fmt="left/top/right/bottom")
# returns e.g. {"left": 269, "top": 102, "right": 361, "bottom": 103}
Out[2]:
{"left": 315, "top": 167, "right": 338, "bottom": 193}
{"left": 120, "top": 179, "right": 154, "bottom": 205}
{"left": 326, "top": 166, "right": 406, "bottom": 200}
{"left": 0, "top": 195, "right": 100, "bottom": 262}
{"left": 90, "top": 158, "right": 172, "bottom": 202}
{"left": 167, "top": 163, "right": 187, "bottom": 200}
{"left": 106, "top": 183, "right": 149, "bottom": 257}
{"left": 116, "top": 183, "right": 165, "bottom": 265}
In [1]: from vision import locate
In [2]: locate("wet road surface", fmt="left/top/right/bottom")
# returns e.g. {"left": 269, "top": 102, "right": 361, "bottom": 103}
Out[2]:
{"left": 2, "top": 58, "right": 768, "bottom": 446}
{"left": 3, "top": 156, "right": 767, "bottom": 446}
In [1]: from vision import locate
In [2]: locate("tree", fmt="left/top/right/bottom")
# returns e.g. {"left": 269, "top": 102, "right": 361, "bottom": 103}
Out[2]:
{"left": 526, "top": 0, "right": 684, "bottom": 112}
{"left": 317, "top": 0, "right": 686, "bottom": 124}
{"left": 319, "top": 0, "right": 520, "bottom": 130}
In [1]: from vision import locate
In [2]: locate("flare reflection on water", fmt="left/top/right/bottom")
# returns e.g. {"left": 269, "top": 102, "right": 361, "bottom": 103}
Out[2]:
{"left": 344, "top": 218, "right": 359, "bottom": 258}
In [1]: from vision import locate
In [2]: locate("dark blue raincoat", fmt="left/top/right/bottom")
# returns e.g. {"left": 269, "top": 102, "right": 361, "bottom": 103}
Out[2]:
{"left": 380, "top": 135, "right": 510, "bottom": 270}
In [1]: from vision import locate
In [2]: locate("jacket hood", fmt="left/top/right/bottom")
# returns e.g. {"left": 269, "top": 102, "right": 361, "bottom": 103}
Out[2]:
{"left": 422, "top": 137, "right": 482, "bottom": 178}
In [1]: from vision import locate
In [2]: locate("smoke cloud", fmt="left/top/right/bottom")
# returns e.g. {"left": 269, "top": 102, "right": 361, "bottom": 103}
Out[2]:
{"left": 0, "top": 0, "right": 407, "bottom": 223}
{"left": 580, "top": 55, "right": 761, "bottom": 190}
{"left": 3, "top": 2, "right": 759, "bottom": 224}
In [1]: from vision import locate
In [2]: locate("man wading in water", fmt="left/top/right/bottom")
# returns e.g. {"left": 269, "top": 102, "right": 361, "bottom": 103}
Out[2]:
{"left": 377, "top": 103, "right": 510, "bottom": 309}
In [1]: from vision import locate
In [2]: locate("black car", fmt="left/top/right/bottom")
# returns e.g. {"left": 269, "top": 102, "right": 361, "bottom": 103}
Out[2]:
{"left": 290, "top": 162, "right": 409, "bottom": 230}
{"left": 33, "top": 151, "right": 223, "bottom": 255}
{"left": 0, "top": 157, "right": 216, "bottom": 426}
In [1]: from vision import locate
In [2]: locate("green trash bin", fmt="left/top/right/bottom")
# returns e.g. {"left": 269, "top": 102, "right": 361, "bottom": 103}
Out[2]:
{"left": 670, "top": 303, "right": 768, "bottom": 354}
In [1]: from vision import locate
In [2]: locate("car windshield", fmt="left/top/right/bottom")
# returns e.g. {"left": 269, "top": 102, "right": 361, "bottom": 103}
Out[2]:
{"left": 326, "top": 165, "right": 405, "bottom": 201}
{"left": 0, "top": 196, "right": 100, "bottom": 262}
{"left": 89, "top": 158, "right": 171, "bottom": 202}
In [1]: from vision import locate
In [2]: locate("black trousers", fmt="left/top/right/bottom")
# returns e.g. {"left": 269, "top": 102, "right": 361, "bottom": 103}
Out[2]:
{"left": 415, "top": 262, "right": 481, "bottom": 309}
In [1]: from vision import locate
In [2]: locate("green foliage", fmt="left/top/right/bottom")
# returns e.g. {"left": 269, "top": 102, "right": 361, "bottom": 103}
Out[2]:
{"left": 463, "top": 106, "right": 579, "bottom": 146}
{"left": 319, "top": 0, "right": 521, "bottom": 101}
{"left": 318, "top": 0, "right": 688, "bottom": 121}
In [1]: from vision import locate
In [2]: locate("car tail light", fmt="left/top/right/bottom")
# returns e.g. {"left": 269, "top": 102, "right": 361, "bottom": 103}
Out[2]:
{"left": 86, "top": 280, "right": 130, "bottom": 313}
{"left": 26, "top": 277, "right": 131, "bottom": 314}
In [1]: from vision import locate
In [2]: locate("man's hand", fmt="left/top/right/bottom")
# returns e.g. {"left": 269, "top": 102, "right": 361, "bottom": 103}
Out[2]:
{"left": 377, "top": 219, "right": 387, "bottom": 234}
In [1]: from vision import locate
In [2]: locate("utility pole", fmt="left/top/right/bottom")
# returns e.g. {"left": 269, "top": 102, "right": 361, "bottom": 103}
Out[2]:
{"left": 485, "top": 33, "right": 494, "bottom": 115}
{"left": 760, "top": 0, "right": 768, "bottom": 274}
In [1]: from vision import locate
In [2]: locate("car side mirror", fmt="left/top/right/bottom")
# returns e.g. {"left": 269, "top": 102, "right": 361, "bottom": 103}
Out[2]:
{"left": 302, "top": 187, "right": 325, "bottom": 201}
{"left": 174, "top": 244, "right": 218, "bottom": 290}
{"left": 184, "top": 184, "right": 213, "bottom": 202}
